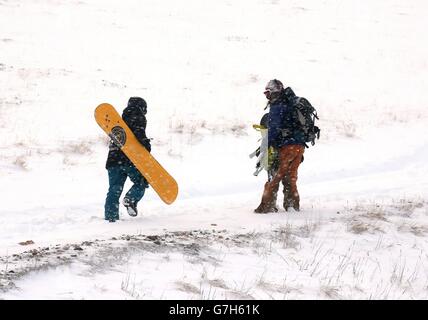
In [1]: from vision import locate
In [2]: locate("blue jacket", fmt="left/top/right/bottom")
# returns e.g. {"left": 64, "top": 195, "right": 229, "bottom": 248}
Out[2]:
{"left": 268, "top": 88, "right": 306, "bottom": 148}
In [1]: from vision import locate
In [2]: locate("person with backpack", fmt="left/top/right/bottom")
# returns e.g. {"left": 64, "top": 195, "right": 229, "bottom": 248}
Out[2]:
{"left": 254, "top": 79, "right": 319, "bottom": 213}
{"left": 104, "top": 97, "right": 151, "bottom": 222}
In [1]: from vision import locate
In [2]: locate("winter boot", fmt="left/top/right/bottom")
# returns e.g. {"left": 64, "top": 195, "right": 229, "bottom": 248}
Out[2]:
{"left": 254, "top": 194, "right": 279, "bottom": 214}
{"left": 282, "top": 178, "right": 293, "bottom": 211}
{"left": 289, "top": 194, "right": 300, "bottom": 212}
{"left": 123, "top": 198, "right": 138, "bottom": 217}
{"left": 255, "top": 181, "right": 280, "bottom": 214}
{"left": 105, "top": 213, "right": 119, "bottom": 222}
{"left": 254, "top": 202, "right": 278, "bottom": 214}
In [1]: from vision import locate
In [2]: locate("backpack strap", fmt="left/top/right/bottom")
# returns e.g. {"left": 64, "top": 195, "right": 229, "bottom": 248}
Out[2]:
{"left": 293, "top": 97, "right": 307, "bottom": 128}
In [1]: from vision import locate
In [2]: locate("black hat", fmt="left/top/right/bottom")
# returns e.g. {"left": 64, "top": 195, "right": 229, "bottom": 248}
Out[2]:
{"left": 264, "top": 79, "right": 284, "bottom": 103}
{"left": 128, "top": 97, "right": 147, "bottom": 114}
{"left": 264, "top": 79, "right": 284, "bottom": 94}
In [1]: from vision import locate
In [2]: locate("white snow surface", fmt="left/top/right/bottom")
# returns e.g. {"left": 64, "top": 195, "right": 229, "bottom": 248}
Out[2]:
{"left": 1, "top": 0, "right": 428, "bottom": 299}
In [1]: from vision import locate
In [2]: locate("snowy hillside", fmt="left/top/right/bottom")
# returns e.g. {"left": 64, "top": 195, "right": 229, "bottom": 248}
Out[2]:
{"left": 1, "top": 0, "right": 428, "bottom": 299}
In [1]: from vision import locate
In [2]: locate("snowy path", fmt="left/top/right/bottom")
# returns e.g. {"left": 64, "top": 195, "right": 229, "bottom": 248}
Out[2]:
{"left": 1, "top": 120, "right": 425, "bottom": 257}
{"left": 1, "top": 121, "right": 428, "bottom": 299}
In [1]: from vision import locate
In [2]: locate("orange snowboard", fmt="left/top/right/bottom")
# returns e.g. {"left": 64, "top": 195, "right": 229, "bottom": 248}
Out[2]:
{"left": 95, "top": 103, "right": 178, "bottom": 204}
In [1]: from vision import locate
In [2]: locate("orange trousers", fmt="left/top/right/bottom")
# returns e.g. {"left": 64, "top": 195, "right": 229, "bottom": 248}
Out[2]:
{"left": 259, "top": 145, "right": 304, "bottom": 211}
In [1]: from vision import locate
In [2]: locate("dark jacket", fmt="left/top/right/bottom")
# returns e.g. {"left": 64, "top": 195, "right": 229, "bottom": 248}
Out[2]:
{"left": 268, "top": 87, "right": 306, "bottom": 149}
{"left": 106, "top": 98, "right": 151, "bottom": 169}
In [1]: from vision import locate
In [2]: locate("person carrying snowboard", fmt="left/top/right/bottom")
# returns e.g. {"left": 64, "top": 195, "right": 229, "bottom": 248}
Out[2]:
{"left": 104, "top": 97, "right": 151, "bottom": 222}
{"left": 254, "top": 80, "right": 306, "bottom": 213}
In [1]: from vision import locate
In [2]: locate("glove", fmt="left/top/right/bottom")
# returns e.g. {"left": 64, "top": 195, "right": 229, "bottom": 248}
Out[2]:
{"left": 268, "top": 146, "right": 278, "bottom": 169}
{"left": 142, "top": 138, "right": 151, "bottom": 152}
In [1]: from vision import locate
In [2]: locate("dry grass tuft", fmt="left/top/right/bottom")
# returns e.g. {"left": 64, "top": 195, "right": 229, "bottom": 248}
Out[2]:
{"left": 392, "top": 198, "right": 425, "bottom": 217}
{"left": 397, "top": 222, "right": 428, "bottom": 236}
{"left": 276, "top": 223, "right": 300, "bottom": 250}
{"left": 13, "top": 155, "right": 29, "bottom": 170}
{"left": 175, "top": 280, "right": 200, "bottom": 294}
{"left": 62, "top": 141, "right": 93, "bottom": 155}
{"left": 208, "top": 278, "right": 229, "bottom": 290}
{"left": 346, "top": 219, "right": 384, "bottom": 235}
{"left": 320, "top": 285, "right": 342, "bottom": 299}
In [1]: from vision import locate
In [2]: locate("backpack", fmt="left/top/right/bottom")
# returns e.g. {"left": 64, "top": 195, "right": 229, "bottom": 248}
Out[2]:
{"left": 292, "top": 96, "right": 320, "bottom": 147}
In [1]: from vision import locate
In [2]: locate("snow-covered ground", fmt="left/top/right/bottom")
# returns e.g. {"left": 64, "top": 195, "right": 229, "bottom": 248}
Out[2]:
{"left": 1, "top": 0, "right": 427, "bottom": 299}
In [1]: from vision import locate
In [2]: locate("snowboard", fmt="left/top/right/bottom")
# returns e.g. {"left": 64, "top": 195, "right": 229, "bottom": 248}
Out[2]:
{"left": 249, "top": 124, "right": 269, "bottom": 176}
{"left": 95, "top": 103, "right": 178, "bottom": 205}
{"left": 249, "top": 113, "right": 270, "bottom": 176}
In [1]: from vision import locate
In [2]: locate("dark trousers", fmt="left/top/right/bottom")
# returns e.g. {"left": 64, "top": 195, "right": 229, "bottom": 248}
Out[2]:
{"left": 104, "top": 165, "right": 148, "bottom": 220}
